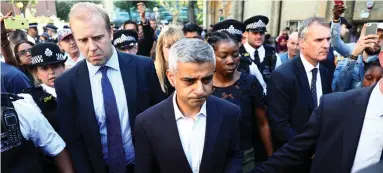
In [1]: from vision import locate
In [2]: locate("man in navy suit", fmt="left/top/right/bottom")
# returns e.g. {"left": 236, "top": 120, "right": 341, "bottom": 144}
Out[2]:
{"left": 55, "top": 3, "right": 164, "bottom": 173}
{"left": 266, "top": 17, "right": 333, "bottom": 172}
{"left": 251, "top": 51, "right": 383, "bottom": 173}
{"left": 134, "top": 39, "right": 242, "bottom": 173}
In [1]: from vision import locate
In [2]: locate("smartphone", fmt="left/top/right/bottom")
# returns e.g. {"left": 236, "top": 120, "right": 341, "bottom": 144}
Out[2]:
{"left": 4, "top": 18, "right": 29, "bottom": 30}
{"left": 365, "top": 23, "right": 378, "bottom": 35}
{"left": 334, "top": 0, "right": 344, "bottom": 6}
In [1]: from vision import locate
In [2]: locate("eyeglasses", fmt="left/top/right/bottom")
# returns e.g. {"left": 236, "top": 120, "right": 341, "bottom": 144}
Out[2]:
{"left": 17, "top": 48, "right": 32, "bottom": 57}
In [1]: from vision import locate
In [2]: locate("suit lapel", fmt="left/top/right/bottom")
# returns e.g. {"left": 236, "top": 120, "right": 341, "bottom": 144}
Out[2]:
{"left": 200, "top": 96, "right": 223, "bottom": 172}
{"left": 160, "top": 95, "right": 192, "bottom": 172}
{"left": 76, "top": 61, "right": 103, "bottom": 152}
{"left": 294, "top": 57, "right": 314, "bottom": 109}
{"left": 117, "top": 52, "right": 137, "bottom": 128}
{"left": 319, "top": 64, "right": 330, "bottom": 94}
{"left": 342, "top": 85, "right": 375, "bottom": 173}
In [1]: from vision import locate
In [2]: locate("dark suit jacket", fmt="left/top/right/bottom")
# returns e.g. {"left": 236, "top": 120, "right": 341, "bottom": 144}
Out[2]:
{"left": 253, "top": 85, "right": 376, "bottom": 173}
{"left": 267, "top": 56, "right": 332, "bottom": 146}
{"left": 134, "top": 95, "right": 243, "bottom": 173}
{"left": 55, "top": 52, "right": 165, "bottom": 173}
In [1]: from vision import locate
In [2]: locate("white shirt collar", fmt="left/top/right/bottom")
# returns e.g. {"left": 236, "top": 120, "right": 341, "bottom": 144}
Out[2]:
{"left": 172, "top": 92, "right": 207, "bottom": 120}
{"left": 41, "top": 84, "right": 56, "bottom": 98}
{"left": 244, "top": 42, "right": 265, "bottom": 55}
{"left": 300, "top": 53, "right": 320, "bottom": 73}
{"left": 86, "top": 47, "right": 119, "bottom": 77}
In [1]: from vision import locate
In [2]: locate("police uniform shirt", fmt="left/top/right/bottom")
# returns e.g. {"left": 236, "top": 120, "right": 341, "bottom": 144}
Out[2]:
{"left": 17, "top": 84, "right": 56, "bottom": 115}
{"left": 243, "top": 43, "right": 283, "bottom": 93}
{"left": 11, "top": 97, "right": 65, "bottom": 157}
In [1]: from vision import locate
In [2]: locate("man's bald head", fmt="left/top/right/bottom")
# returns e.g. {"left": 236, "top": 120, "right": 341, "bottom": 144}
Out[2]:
{"left": 69, "top": 2, "right": 111, "bottom": 34}
{"left": 287, "top": 32, "right": 299, "bottom": 58}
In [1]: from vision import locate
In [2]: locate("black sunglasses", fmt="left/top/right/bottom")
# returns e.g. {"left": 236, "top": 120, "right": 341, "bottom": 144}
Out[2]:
{"left": 17, "top": 48, "right": 32, "bottom": 57}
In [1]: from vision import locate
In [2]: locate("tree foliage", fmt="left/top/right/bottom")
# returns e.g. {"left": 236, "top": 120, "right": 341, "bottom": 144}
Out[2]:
{"left": 55, "top": 0, "right": 101, "bottom": 22}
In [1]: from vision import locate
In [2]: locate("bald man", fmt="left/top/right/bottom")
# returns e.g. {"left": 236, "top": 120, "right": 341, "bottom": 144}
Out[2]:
{"left": 279, "top": 32, "right": 299, "bottom": 64}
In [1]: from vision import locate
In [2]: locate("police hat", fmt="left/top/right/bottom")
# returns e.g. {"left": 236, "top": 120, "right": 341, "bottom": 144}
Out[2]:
{"left": 113, "top": 30, "right": 138, "bottom": 48}
{"left": 244, "top": 15, "right": 269, "bottom": 33}
{"left": 29, "top": 23, "right": 38, "bottom": 28}
{"left": 213, "top": 19, "right": 245, "bottom": 40}
{"left": 30, "top": 43, "right": 67, "bottom": 66}
{"left": 45, "top": 23, "right": 58, "bottom": 30}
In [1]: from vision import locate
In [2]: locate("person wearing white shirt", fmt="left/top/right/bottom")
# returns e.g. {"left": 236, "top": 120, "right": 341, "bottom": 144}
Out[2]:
{"left": 1, "top": 93, "right": 74, "bottom": 173}
{"left": 134, "top": 39, "right": 242, "bottom": 173}
{"left": 19, "top": 43, "right": 67, "bottom": 131}
{"left": 57, "top": 28, "right": 83, "bottom": 69}
{"left": 238, "top": 15, "right": 282, "bottom": 94}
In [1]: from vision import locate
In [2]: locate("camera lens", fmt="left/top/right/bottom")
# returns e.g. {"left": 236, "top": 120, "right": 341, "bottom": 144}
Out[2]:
{"left": 21, "top": 23, "right": 24, "bottom": 25}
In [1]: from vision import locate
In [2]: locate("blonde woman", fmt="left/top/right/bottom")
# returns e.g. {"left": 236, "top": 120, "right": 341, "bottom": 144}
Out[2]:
{"left": 155, "top": 25, "right": 185, "bottom": 97}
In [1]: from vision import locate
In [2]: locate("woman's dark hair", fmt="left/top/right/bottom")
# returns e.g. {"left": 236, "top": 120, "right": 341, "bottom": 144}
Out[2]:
{"left": 206, "top": 31, "right": 239, "bottom": 50}
{"left": 182, "top": 23, "right": 203, "bottom": 35}
{"left": 13, "top": 41, "right": 35, "bottom": 66}
{"left": 363, "top": 60, "right": 382, "bottom": 73}
{"left": 123, "top": 20, "right": 138, "bottom": 32}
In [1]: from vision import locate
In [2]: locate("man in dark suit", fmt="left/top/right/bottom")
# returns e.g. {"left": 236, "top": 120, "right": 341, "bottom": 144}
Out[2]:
{"left": 266, "top": 17, "right": 333, "bottom": 172}
{"left": 267, "top": 17, "right": 332, "bottom": 148}
{"left": 134, "top": 39, "right": 242, "bottom": 173}
{"left": 55, "top": 3, "right": 164, "bottom": 173}
{"left": 251, "top": 52, "right": 383, "bottom": 173}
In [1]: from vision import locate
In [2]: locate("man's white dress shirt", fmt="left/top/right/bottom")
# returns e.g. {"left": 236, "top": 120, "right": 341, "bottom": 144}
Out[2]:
{"left": 351, "top": 79, "right": 383, "bottom": 173}
{"left": 173, "top": 93, "right": 206, "bottom": 173}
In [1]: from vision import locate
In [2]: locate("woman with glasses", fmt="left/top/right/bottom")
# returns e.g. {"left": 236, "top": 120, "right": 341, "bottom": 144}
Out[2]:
{"left": 13, "top": 41, "right": 35, "bottom": 84}
{"left": 154, "top": 25, "right": 185, "bottom": 97}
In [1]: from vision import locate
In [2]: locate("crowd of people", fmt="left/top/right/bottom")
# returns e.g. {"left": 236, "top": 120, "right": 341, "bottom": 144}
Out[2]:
{"left": 1, "top": 1, "right": 383, "bottom": 173}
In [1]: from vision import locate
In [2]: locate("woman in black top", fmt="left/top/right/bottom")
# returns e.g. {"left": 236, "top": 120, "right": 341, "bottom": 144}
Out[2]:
{"left": 206, "top": 31, "right": 273, "bottom": 172}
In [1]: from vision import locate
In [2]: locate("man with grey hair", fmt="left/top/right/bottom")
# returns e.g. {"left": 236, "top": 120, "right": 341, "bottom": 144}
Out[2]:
{"left": 134, "top": 38, "right": 242, "bottom": 173}
{"left": 265, "top": 17, "right": 332, "bottom": 173}
{"left": 279, "top": 32, "right": 299, "bottom": 64}
{"left": 55, "top": 2, "right": 164, "bottom": 173}
{"left": 251, "top": 21, "right": 383, "bottom": 173}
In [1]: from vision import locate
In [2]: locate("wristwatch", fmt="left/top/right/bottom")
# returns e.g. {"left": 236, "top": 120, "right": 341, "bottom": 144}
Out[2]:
{"left": 347, "top": 54, "right": 358, "bottom": 60}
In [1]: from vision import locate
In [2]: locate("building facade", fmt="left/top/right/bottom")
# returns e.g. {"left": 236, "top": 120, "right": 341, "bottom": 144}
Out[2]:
{"left": 204, "top": 0, "right": 383, "bottom": 37}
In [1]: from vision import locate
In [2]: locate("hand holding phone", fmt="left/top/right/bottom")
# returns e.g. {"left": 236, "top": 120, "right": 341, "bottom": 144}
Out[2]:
{"left": 365, "top": 23, "right": 378, "bottom": 35}
{"left": 4, "top": 17, "right": 29, "bottom": 30}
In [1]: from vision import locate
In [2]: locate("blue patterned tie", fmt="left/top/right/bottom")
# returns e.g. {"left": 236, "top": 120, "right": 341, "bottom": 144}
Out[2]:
{"left": 311, "top": 68, "right": 318, "bottom": 108}
{"left": 100, "top": 66, "right": 126, "bottom": 173}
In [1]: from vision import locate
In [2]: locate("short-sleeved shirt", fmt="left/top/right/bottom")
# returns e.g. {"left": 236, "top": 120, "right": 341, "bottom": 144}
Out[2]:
{"left": 12, "top": 97, "right": 66, "bottom": 157}
{"left": 1, "top": 62, "right": 32, "bottom": 94}
{"left": 212, "top": 73, "right": 265, "bottom": 150}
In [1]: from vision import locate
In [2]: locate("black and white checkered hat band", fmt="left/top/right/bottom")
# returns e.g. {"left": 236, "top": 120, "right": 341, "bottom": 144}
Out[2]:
{"left": 113, "top": 34, "right": 136, "bottom": 46}
{"left": 246, "top": 20, "right": 266, "bottom": 30}
{"left": 217, "top": 26, "right": 243, "bottom": 35}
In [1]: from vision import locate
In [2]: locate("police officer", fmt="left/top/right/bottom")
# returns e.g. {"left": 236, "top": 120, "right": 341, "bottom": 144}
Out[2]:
{"left": 212, "top": 19, "right": 245, "bottom": 44}
{"left": 17, "top": 42, "right": 68, "bottom": 172}
{"left": 27, "top": 22, "right": 40, "bottom": 44}
{"left": 239, "top": 15, "right": 282, "bottom": 94}
{"left": 113, "top": 29, "right": 139, "bottom": 55}
{"left": 20, "top": 42, "right": 67, "bottom": 131}
{"left": 44, "top": 23, "right": 58, "bottom": 43}
{"left": 1, "top": 93, "right": 74, "bottom": 173}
